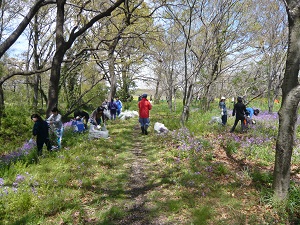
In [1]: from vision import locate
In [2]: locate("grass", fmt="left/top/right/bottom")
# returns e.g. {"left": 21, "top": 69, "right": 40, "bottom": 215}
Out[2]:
{"left": 0, "top": 99, "right": 299, "bottom": 224}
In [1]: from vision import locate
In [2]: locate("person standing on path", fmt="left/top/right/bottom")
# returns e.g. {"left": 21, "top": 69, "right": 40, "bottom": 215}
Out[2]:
{"left": 31, "top": 114, "right": 52, "bottom": 155}
{"left": 138, "top": 94, "right": 152, "bottom": 135}
{"left": 219, "top": 96, "right": 227, "bottom": 125}
{"left": 47, "top": 107, "right": 63, "bottom": 149}
{"left": 230, "top": 96, "right": 247, "bottom": 133}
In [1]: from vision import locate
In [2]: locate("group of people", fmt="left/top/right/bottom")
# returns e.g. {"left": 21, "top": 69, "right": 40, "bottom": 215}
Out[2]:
{"left": 31, "top": 94, "right": 261, "bottom": 155}
{"left": 30, "top": 97, "right": 129, "bottom": 156}
{"left": 89, "top": 97, "right": 123, "bottom": 128}
{"left": 219, "top": 96, "right": 260, "bottom": 132}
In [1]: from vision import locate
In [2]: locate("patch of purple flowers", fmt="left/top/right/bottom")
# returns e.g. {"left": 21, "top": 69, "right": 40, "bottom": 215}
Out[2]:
{"left": 0, "top": 172, "right": 40, "bottom": 196}
{"left": 0, "top": 139, "right": 36, "bottom": 165}
{"left": 171, "top": 128, "right": 203, "bottom": 153}
{"left": 0, "top": 121, "right": 73, "bottom": 166}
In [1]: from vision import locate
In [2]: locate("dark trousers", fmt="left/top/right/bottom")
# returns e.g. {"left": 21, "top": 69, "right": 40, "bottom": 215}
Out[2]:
{"left": 37, "top": 138, "right": 52, "bottom": 155}
{"left": 221, "top": 115, "right": 227, "bottom": 125}
{"left": 110, "top": 109, "right": 117, "bottom": 120}
{"left": 230, "top": 118, "right": 245, "bottom": 132}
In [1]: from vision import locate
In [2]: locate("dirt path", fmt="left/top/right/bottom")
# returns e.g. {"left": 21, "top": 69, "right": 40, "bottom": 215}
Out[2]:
{"left": 115, "top": 125, "right": 155, "bottom": 225}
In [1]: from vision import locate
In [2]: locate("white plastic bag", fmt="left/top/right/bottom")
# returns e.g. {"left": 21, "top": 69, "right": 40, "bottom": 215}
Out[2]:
{"left": 89, "top": 125, "right": 109, "bottom": 139}
{"left": 119, "top": 110, "right": 139, "bottom": 120}
{"left": 154, "top": 122, "right": 169, "bottom": 134}
{"left": 209, "top": 116, "right": 222, "bottom": 124}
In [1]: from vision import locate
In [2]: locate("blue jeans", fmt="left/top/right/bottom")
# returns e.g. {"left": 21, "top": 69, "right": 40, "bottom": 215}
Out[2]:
{"left": 139, "top": 118, "right": 150, "bottom": 127}
{"left": 54, "top": 127, "right": 63, "bottom": 148}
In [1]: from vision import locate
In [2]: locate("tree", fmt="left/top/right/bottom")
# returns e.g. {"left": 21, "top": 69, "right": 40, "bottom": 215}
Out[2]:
{"left": 0, "top": 0, "right": 54, "bottom": 121}
{"left": 273, "top": 0, "right": 300, "bottom": 201}
{"left": 46, "top": 0, "right": 126, "bottom": 116}
{"left": 89, "top": 0, "right": 155, "bottom": 102}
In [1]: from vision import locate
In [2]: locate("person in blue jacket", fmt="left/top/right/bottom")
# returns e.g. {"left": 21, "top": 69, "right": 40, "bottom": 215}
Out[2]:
{"left": 74, "top": 110, "right": 89, "bottom": 129}
{"left": 115, "top": 97, "right": 123, "bottom": 116}
{"left": 31, "top": 114, "right": 52, "bottom": 155}
{"left": 72, "top": 116, "right": 85, "bottom": 133}
{"left": 245, "top": 107, "right": 260, "bottom": 125}
{"left": 246, "top": 108, "right": 260, "bottom": 119}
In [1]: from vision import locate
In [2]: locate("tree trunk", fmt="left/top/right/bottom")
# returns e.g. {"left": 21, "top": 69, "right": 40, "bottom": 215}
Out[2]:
{"left": 154, "top": 76, "right": 160, "bottom": 104}
{"left": 108, "top": 50, "right": 117, "bottom": 100}
{"left": 273, "top": 1, "right": 300, "bottom": 200}
{"left": 0, "top": 84, "right": 4, "bottom": 125}
{"left": 181, "top": 83, "right": 194, "bottom": 125}
{"left": 46, "top": 0, "right": 66, "bottom": 116}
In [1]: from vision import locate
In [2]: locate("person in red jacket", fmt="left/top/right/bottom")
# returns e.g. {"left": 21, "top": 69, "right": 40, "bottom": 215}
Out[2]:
{"left": 138, "top": 94, "right": 152, "bottom": 135}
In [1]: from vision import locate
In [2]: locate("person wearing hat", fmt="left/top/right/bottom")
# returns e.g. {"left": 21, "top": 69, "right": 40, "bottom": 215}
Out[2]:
{"left": 230, "top": 96, "right": 247, "bottom": 133}
{"left": 138, "top": 94, "right": 152, "bottom": 135}
{"left": 219, "top": 96, "right": 227, "bottom": 125}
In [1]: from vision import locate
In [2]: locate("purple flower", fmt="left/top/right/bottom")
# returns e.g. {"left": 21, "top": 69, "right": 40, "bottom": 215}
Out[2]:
{"left": 15, "top": 174, "right": 25, "bottom": 183}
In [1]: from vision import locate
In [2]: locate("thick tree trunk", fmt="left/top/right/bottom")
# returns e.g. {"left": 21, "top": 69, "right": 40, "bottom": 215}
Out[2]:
{"left": 273, "top": 1, "right": 300, "bottom": 200}
{"left": 46, "top": 0, "right": 66, "bottom": 116}
{"left": 47, "top": 52, "right": 65, "bottom": 115}
{"left": 273, "top": 87, "right": 300, "bottom": 200}
{"left": 46, "top": 0, "right": 125, "bottom": 116}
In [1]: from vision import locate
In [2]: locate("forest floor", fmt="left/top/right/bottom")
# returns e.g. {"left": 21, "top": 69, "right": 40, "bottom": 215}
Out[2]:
{"left": 104, "top": 123, "right": 284, "bottom": 224}
{"left": 3, "top": 108, "right": 300, "bottom": 224}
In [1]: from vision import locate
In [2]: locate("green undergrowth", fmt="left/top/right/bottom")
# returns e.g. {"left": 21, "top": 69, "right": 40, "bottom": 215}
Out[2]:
{"left": 0, "top": 100, "right": 299, "bottom": 224}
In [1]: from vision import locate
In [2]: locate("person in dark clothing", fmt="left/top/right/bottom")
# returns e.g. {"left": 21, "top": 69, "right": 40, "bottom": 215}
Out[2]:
{"left": 108, "top": 98, "right": 118, "bottom": 120}
{"left": 31, "top": 114, "right": 52, "bottom": 156}
{"left": 230, "top": 96, "right": 247, "bottom": 133}
{"left": 74, "top": 110, "right": 89, "bottom": 129}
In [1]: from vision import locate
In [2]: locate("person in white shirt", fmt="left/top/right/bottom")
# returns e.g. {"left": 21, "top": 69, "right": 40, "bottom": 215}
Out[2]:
{"left": 47, "top": 107, "right": 63, "bottom": 149}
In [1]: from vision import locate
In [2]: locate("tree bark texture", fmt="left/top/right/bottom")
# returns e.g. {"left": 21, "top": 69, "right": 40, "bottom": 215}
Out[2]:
{"left": 273, "top": 0, "right": 300, "bottom": 200}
